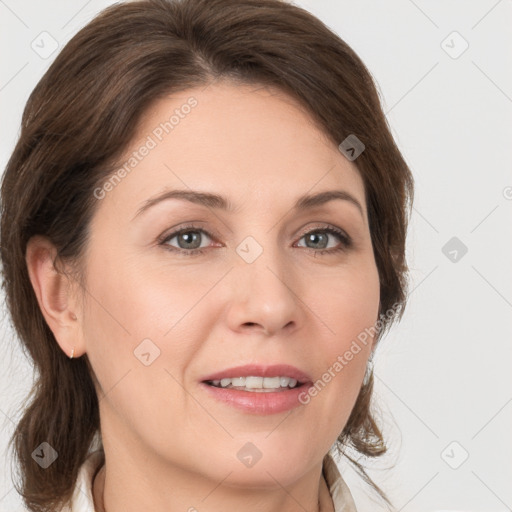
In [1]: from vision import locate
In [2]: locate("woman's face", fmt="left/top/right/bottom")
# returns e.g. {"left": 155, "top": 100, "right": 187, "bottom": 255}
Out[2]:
{"left": 79, "top": 81, "right": 380, "bottom": 487}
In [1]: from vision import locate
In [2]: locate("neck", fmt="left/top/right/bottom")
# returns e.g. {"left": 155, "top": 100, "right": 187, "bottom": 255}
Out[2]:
{"left": 91, "top": 407, "right": 335, "bottom": 512}
{"left": 92, "top": 453, "right": 334, "bottom": 512}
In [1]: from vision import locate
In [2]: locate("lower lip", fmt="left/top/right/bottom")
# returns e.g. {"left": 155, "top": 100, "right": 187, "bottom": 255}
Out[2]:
{"left": 200, "top": 382, "right": 312, "bottom": 415}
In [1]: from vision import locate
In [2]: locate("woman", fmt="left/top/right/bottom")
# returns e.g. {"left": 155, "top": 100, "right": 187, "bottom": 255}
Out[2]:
{"left": 0, "top": 0, "right": 414, "bottom": 510}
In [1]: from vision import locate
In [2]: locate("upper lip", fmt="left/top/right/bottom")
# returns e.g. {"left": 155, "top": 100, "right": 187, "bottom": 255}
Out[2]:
{"left": 201, "top": 364, "right": 313, "bottom": 384}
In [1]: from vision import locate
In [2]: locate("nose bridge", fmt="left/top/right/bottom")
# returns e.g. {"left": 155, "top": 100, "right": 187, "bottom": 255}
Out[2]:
{"left": 227, "top": 229, "right": 299, "bottom": 334}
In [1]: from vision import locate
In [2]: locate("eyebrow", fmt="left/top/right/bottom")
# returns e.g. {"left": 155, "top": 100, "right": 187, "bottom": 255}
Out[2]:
{"left": 132, "top": 188, "right": 364, "bottom": 220}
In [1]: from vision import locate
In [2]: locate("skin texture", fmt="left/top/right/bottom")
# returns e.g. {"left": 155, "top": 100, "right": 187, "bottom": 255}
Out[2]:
{"left": 26, "top": 82, "right": 380, "bottom": 512}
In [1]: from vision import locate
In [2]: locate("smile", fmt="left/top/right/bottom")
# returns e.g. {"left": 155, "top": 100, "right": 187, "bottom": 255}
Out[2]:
{"left": 205, "top": 375, "right": 300, "bottom": 391}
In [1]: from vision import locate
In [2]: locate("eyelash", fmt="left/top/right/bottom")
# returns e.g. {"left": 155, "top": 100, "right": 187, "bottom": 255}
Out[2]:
{"left": 158, "top": 223, "right": 352, "bottom": 257}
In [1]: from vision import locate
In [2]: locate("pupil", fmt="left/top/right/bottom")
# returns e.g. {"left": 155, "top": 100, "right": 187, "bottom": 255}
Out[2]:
{"left": 179, "top": 231, "right": 201, "bottom": 249}
{"left": 307, "top": 232, "right": 327, "bottom": 249}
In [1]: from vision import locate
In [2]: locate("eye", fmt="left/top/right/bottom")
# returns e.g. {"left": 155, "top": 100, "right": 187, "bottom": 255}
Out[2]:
{"left": 295, "top": 226, "right": 352, "bottom": 254}
{"left": 160, "top": 225, "right": 214, "bottom": 256}
{"left": 158, "top": 223, "right": 352, "bottom": 256}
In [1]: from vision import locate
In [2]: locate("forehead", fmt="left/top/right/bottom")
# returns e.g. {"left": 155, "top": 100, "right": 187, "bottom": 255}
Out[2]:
{"left": 97, "top": 81, "right": 366, "bottom": 220}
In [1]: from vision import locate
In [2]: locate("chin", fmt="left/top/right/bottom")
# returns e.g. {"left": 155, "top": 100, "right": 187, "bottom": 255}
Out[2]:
{"left": 220, "top": 462, "right": 311, "bottom": 490}
{"left": 206, "top": 440, "right": 319, "bottom": 488}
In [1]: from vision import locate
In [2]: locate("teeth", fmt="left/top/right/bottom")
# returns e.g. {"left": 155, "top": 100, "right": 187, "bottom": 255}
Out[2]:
{"left": 245, "top": 376, "right": 263, "bottom": 388}
{"left": 262, "top": 377, "right": 280, "bottom": 388}
{"left": 220, "top": 378, "right": 232, "bottom": 387}
{"left": 211, "top": 376, "right": 300, "bottom": 390}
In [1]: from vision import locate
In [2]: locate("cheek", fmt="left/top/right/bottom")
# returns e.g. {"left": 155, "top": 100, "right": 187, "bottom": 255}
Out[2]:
{"left": 79, "top": 262, "right": 194, "bottom": 439}
{"left": 303, "top": 260, "right": 379, "bottom": 419}
{"left": 84, "top": 248, "right": 186, "bottom": 337}
{"left": 80, "top": 251, "right": 209, "bottom": 390}
{"left": 309, "top": 254, "right": 380, "bottom": 347}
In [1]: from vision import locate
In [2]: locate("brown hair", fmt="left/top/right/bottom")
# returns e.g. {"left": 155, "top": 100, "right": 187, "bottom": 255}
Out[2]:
{"left": 0, "top": 0, "right": 413, "bottom": 510}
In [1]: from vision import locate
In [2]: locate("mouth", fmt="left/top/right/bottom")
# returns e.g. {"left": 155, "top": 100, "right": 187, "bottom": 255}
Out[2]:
{"left": 203, "top": 375, "right": 305, "bottom": 392}
{"left": 199, "top": 364, "right": 313, "bottom": 413}
{"left": 200, "top": 363, "right": 312, "bottom": 389}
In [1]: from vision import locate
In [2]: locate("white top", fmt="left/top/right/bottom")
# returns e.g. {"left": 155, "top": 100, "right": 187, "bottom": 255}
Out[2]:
{"left": 59, "top": 450, "right": 357, "bottom": 512}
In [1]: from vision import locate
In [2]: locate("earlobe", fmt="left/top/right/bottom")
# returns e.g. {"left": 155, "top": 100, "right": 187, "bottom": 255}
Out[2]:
{"left": 25, "top": 235, "right": 84, "bottom": 358}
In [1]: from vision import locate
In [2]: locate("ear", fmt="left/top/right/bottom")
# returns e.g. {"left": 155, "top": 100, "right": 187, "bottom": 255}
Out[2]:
{"left": 25, "top": 235, "right": 85, "bottom": 358}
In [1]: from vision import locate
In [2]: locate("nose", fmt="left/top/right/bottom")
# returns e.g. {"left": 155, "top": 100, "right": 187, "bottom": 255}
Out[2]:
{"left": 225, "top": 246, "right": 300, "bottom": 337}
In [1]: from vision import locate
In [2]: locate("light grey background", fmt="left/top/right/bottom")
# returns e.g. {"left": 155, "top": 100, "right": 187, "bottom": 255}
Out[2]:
{"left": 1, "top": 1, "right": 511, "bottom": 511}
